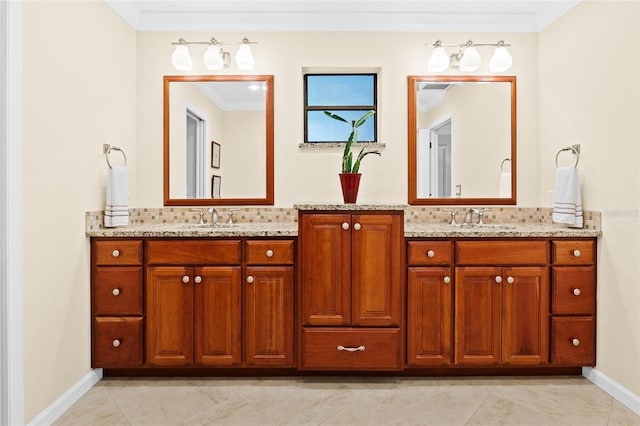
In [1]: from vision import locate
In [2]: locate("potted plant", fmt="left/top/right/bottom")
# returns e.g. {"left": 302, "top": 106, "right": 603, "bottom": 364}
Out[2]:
{"left": 324, "top": 110, "right": 380, "bottom": 203}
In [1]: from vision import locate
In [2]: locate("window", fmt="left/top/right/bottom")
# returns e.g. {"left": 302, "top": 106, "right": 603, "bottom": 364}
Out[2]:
{"left": 304, "top": 74, "right": 377, "bottom": 144}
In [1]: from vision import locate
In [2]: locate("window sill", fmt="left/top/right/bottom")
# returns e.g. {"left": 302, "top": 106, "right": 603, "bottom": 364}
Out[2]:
{"left": 298, "top": 142, "right": 386, "bottom": 150}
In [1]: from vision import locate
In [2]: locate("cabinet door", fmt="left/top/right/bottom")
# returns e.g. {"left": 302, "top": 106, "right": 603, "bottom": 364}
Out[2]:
{"left": 407, "top": 267, "right": 452, "bottom": 366}
{"left": 454, "top": 267, "right": 501, "bottom": 365}
{"left": 146, "top": 266, "right": 194, "bottom": 365}
{"left": 300, "top": 213, "right": 351, "bottom": 326}
{"left": 351, "top": 214, "right": 403, "bottom": 326}
{"left": 502, "top": 267, "right": 549, "bottom": 365}
{"left": 194, "top": 266, "right": 241, "bottom": 366}
{"left": 245, "top": 266, "right": 295, "bottom": 366}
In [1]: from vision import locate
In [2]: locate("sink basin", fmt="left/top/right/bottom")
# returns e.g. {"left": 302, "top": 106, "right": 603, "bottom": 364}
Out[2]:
{"left": 455, "top": 223, "right": 516, "bottom": 230}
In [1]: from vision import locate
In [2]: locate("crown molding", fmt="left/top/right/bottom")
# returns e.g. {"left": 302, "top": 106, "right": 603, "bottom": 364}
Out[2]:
{"left": 104, "top": 1, "right": 580, "bottom": 33}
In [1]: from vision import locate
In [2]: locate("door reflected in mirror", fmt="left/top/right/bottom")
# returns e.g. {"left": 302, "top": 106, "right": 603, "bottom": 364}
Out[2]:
{"left": 408, "top": 75, "right": 516, "bottom": 205}
{"left": 164, "top": 75, "right": 274, "bottom": 206}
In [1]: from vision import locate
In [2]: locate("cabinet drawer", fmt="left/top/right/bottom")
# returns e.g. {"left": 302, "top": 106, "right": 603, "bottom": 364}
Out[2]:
{"left": 552, "top": 240, "right": 595, "bottom": 265}
{"left": 455, "top": 241, "right": 549, "bottom": 265}
{"left": 93, "top": 317, "right": 143, "bottom": 367}
{"left": 407, "top": 241, "right": 452, "bottom": 265}
{"left": 93, "top": 267, "right": 143, "bottom": 316}
{"left": 301, "top": 328, "right": 402, "bottom": 370}
{"left": 551, "top": 317, "right": 595, "bottom": 366}
{"left": 246, "top": 240, "right": 294, "bottom": 265}
{"left": 552, "top": 267, "right": 595, "bottom": 315}
{"left": 94, "top": 240, "right": 142, "bottom": 266}
{"left": 146, "top": 240, "right": 241, "bottom": 265}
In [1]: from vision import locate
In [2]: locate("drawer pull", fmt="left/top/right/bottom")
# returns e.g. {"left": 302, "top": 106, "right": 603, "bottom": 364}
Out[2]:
{"left": 266, "top": 249, "right": 274, "bottom": 258}
{"left": 337, "top": 345, "right": 365, "bottom": 352}
{"left": 353, "top": 223, "right": 361, "bottom": 231}
{"left": 571, "top": 338, "right": 580, "bottom": 346}
{"left": 112, "top": 339, "right": 121, "bottom": 348}
{"left": 112, "top": 288, "right": 120, "bottom": 296}
{"left": 112, "top": 249, "right": 120, "bottom": 258}
{"left": 246, "top": 275, "right": 255, "bottom": 284}
{"left": 573, "top": 288, "right": 582, "bottom": 296}
{"left": 573, "top": 249, "right": 581, "bottom": 257}
{"left": 182, "top": 275, "right": 190, "bottom": 284}
{"left": 341, "top": 222, "right": 350, "bottom": 230}
{"left": 443, "top": 276, "right": 451, "bottom": 284}
{"left": 506, "top": 276, "right": 515, "bottom": 284}
{"left": 194, "top": 276, "right": 202, "bottom": 284}
{"left": 495, "top": 276, "right": 503, "bottom": 284}
{"left": 427, "top": 250, "right": 435, "bottom": 258}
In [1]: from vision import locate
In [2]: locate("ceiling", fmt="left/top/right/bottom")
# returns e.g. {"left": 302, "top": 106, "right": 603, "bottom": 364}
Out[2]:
{"left": 105, "top": 0, "right": 580, "bottom": 33}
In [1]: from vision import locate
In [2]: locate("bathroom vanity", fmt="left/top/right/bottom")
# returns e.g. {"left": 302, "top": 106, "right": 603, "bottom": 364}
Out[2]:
{"left": 88, "top": 205, "right": 598, "bottom": 375}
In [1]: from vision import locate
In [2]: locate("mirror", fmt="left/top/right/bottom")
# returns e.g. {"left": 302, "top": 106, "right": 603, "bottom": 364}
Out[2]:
{"left": 408, "top": 75, "right": 516, "bottom": 205}
{"left": 164, "top": 75, "right": 274, "bottom": 206}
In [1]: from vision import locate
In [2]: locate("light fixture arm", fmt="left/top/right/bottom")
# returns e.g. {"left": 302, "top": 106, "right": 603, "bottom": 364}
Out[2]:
{"left": 426, "top": 39, "right": 512, "bottom": 73}
{"left": 170, "top": 36, "right": 257, "bottom": 71}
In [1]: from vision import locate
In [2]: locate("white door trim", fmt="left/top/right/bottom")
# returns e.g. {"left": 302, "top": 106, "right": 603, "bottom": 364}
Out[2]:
{"left": 0, "top": 1, "right": 25, "bottom": 424}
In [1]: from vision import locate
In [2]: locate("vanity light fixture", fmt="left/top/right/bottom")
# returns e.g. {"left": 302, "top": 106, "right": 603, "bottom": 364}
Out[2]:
{"left": 171, "top": 37, "right": 256, "bottom": 71}
{"left": 427, "top": 39, "right": 512, "bottom": 73}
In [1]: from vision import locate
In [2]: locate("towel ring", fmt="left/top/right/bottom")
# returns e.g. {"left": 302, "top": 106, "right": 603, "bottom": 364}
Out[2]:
{"left": 555, "top": 146, "right": 579, "bottom": 168}
{"left": 106, "top": 146, "right": 127, "bottom": 169}
{"left": 500, "top": 158, "right": 511, "bottom": 172}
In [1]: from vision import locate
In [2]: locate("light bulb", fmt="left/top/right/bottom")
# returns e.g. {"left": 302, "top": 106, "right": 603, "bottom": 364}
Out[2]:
{"left": 171, "top": 44, "right": 192, "bottom": 71}
{"left": 489, "top": 46, "right": 513, "bottom": 72}
{"left": 235, "top": 44, "right": 254, "bottom": 70}
{"left": 459, "top": 46, "right": 481, "bottom": 72}
{"left": 204, "top": 45, "right": 224, "bottom": 70}
{"left": 428, "top": 46, "right": 450, "bottom": 72}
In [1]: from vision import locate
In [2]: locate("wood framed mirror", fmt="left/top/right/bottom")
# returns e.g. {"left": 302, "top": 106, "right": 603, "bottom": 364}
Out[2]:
{"left": 163, "top": 75, "right": 274, "bottom": 206}
{"left": 408, "top": 75, "right": 516, "bottom": 205}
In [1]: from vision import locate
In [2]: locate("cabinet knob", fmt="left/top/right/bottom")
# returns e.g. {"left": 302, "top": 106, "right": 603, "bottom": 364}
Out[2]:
{"left": 353, "top": 223, "right": 361, "bottom": 231}
{"left": 246, "top": 275, "right": 254, "bottom": 284}
{"left": 571, "top": 338, "right": 580, "bottom": 346}
{"left": 112, "top": 288, "right": 120, "bottom": 296}
{"left": 266, "top": 249, "right": 274, "bottom": 258}
{"left": 182, "top": 275, "right": 190, "bottom": 284}
{"left": 112, "top": 339, "right": 121, "bottom": 348}
{"left": 573, "top": 249, "right": 581, "bottom": 257}
{"left": 573, "top": 288, "right": 581, "bottom": 296}
{"left": 194, "top": 276, "right": 202, "bottom": 284}
{"left": 427, "top": 250, "right": 435, "bottom": 258}
{"left": 495, "top": 276, "right": 503, "bottom": 283}
{"left": 112, "top": 249, "right": 120, "bottom": 258}
{"left": 443, "top": 276, "right": 451, "bottom": 284}
{"left": 506, "top": 276, "right": 515, "bottom": 284}
{"left": 341, "top": 222, "right": 350, "bottom": 230}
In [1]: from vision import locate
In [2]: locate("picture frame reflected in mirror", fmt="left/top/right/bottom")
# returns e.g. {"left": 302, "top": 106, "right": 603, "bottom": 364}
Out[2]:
{"left": 212, "top": 175, "right": 221, "bottom": 198}
{"left": 211, "top": 141, "right": 221, "bottom": 169}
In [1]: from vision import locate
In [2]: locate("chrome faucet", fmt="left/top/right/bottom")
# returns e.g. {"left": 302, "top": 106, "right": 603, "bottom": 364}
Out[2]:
{"left": 227, "top": 209, "right": 240, "bottom": 225}
{"left": 208, "top": 208, "right": 219, "bottom": 225}
{"left": 463, "top": 208, "right": 480, "bottom": 225}
{"left": 189, "top": 208, "right": 205, "bottom": 224}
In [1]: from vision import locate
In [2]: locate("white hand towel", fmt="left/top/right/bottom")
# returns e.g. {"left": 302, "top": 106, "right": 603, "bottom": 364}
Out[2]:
{"left": 499, "top": 171, "right": 511, "bottom": 198}
{"left": 552, "top": 166, "right": 583, "bottom": 228}
{"left": 104, "top": 166, "right": 129, "bottom": 227}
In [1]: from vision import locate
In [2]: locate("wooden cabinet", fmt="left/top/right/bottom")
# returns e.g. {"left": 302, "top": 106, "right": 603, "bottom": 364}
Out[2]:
{"left": 245, "top": 240, "right": 295, "bottom": 367}
{"left": 145, "top": 240, "right": 242, "bottom": 366}
{"left": 551, "top": 240, "right": 596, "bottom": 366}
{"left": 454, "top": 241, "right": 550, "bottom": 366}
{"left": 407, "top": 241, "right": 453, "bottom": 366}
{"left": 91, "top": 240, "right": 143, "bottom": 368}
{"left": 299, "top": 211, "right": 404, "bottom": 370}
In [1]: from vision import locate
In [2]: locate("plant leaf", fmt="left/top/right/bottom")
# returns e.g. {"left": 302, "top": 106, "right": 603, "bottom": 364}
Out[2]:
{"left": 354, "top": 110, "right": 375, "bottom": 128}
{"left": 352, "top": 150, "right": 381, "bottom": 173}
{"left": 323, "top": 111, "right": 348, "bottom": 123}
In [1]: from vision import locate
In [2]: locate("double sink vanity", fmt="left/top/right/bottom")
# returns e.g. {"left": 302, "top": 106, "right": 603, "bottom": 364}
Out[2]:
{"left": 88, "top": 204, "right": 600, "bottom": 376}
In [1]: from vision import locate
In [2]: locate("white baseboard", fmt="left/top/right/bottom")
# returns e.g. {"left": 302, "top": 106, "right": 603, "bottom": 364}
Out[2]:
{"left": 583, "top": 367, "right": 640, "bottom": 416}
{"left": 27, "top": 369, "right": 103, "bottom": 426}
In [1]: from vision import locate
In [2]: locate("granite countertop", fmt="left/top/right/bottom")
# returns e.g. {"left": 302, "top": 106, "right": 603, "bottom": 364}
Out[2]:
{"left": 87, "top": 221, "right": 601, "bottom": 238}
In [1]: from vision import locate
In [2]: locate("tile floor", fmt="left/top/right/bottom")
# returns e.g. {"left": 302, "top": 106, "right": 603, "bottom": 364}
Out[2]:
{"left": 53, "top": 376, "right": 640, "bottom": 426}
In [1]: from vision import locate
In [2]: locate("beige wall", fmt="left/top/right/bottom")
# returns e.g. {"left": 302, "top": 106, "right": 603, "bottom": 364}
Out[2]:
{"left": 136, "top": 31, "right": 540, "bottom": 207}
{"left": 539, "top": 0, "right": 640, "bottom": 394}
{"left": 22, "top": 1, "right": 137, "bottom": 422}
